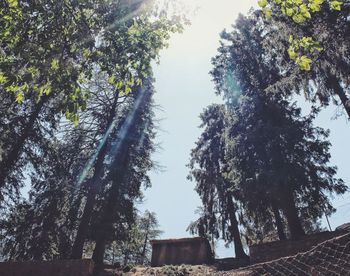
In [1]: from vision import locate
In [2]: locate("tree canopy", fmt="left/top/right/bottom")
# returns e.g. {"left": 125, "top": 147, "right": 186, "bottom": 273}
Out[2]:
{"left": 0, "top": 0, "right": 180, "bottom": 269}
{"left": 189, "top": 12, "right": 347, "bottom": 255}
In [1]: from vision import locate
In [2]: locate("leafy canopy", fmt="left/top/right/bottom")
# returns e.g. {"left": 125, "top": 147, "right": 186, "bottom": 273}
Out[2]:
{"left": 257, "top": 0, "right": 343, "bottom": 71}
{"left": 0, "top": 0, "right": 181, "bottom": 124}
{"left": 258, "top": 0, "right": 344, "bottom": 22}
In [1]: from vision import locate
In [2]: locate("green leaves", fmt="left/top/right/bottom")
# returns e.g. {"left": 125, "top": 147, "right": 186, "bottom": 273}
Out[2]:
{"left": 27, "top": 66, "right": 40, "bottom": 78}
{"left": 4, "top": 0, "right": 22, "bottom": 17}
{"left": 256, "top": 0, "right": 342, "bottom": 73}
{"left": 7, "top": 0, "right": 18, "bottom": 8}
{"left": 50, "top": 59, "right": 59, "bottom": 71}
{"left": 39, "top": 82, "right": 52, "bottom": 96}
{"left": 258, "top": 0, "right": 343, "bottom": 22}
{"left": 330, "top": 0, "right": 343, "bottom": 10}
{"left": 108, "top": 75, "right": 117, "bottom": 85}
{"left": 308, "top": 0, "right": 324, "bottom": 12}
{"left": 296, "top": 55, "right": 312, "bottom": 70}
{"left": 0, "top": 0, "right": 180, "bottom": 124}
{"left": 258, "top": 0, "right": 268, "bottom": 8}
{"left": 15, "top": 92, "right": 24, "bottom": 103}
{"left": 0, "top": 72, "right": 8, "bottom": 84}
{"left": 264, "top": 8, "right": 273, "bottom": 18}
{"left": 300, "top": 4, "right": 311, "bottom": 18}
{"left": 292, "top": 14, "right": 305, "bottom": 23}
{"left": 287, "top": 36, "right": 323, "bottom": 70}
{"left": 64, "top": 111, "right": 79, "bottom": 126}
{"left": 288, "top": 46, "right": 298, "bottom": 60}
{"left": 123, "top": 85, "right": 132, "bottom": 96}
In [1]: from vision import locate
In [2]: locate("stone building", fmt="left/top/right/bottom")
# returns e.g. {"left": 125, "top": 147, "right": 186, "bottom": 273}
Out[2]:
{"left": 249, "top": 229, "right": 348, "bottom": 264}
{"left": 150, "top": 237, "right": 213, "bottom": 267}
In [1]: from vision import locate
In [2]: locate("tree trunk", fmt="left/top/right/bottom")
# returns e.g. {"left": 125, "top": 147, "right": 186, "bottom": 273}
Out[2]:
{"left": 140, "top": 221, "right": 150, "bottom": 265}
{"left": 92, "top": 236, "right": 107, "bottom": 274}
{"left": 91, "top": 86, "right": 149, "bottom": 269}
{"left": 140, "top": 234, "right": 148, "bottom": 265}
{"left": 271, "top": 201, "right": 286, "bottom": 241}
{"left": 0, "top": 99, "right": 45, "bottom": 191}
{"left": 227, "top": 196, "right": 248, "bottom": 259}
{"left": 279, "top": 190, "right": 305, "bottom": 240}
{"left": 328, "top": 74, "right": 350, "bottom": 119}
{"left": 71, "top": 97, "right": 119, "bottom": 259}
{"left": 70, "top": 139, "right": 110, "bottom": 259}
{"left": 91, "top": 145, "right": 129, "bottom": 270}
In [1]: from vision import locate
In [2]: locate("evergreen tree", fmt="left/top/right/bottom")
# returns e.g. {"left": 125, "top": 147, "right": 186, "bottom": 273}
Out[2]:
{"left": 0, "top": 76, "right": 158, "bottom": 265}
{"left": 0, "top": 0, "right": 181, "bottom": 263}
{"left": 188, "top": 104, "right": 247, "bottom": 258}
{"left": 0, "top": 0, "right": 180, "bottom": 205}
{"left": 210, "top": 13, "right": 347, "bottom": 239}
{"left": 257, "top": 2, "right": 350, "bottom": 118}
{"left": 0, "top": 95, "right": 105, "bottom": 260}
{"left": 103, "top": 210, "right": 162, "bottom": 266}
{"left": 89, "top": 79, "right": 157, "bottom": 270}
{"left": 138, "top": 210, "right": 163, "bottom": 265}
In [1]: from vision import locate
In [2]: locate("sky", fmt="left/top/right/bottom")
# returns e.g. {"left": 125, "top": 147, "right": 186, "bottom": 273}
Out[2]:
{"left": 140, "top": 0, "right": 350, "bottom": 257}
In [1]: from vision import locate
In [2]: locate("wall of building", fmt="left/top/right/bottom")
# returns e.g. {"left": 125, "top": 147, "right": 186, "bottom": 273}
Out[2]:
{"left": 239, "top": 232, "right": 350, "bottom": 275}
{"left": 151, "top": 237, "right": 213, "bottom": 267}
{"left": 249, "top": 230, "right": 347, "bottom": 264}
{"left": 0, "top": 259, "right": 94, "bottom": 276}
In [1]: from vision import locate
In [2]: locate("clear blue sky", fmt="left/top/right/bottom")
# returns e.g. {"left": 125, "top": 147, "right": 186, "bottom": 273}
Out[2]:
{"left": 140, "top": 0, "right": 350, "bottom": 257}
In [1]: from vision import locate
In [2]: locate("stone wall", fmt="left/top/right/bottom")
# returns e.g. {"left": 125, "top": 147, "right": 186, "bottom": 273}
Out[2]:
{"left": 151, "top": 237, "right": 213, "bottom": 267}
{"left": 249, "top": 230, "right": 347, "bottom": 264}
{"left": 214, "top": 232, "right": 350, "bottom": 276}
{"left": 224, "top": 232, "right": 350, "bottom": 276}
{"left": 0, "top": 259, "right": 94, "bottom": 276}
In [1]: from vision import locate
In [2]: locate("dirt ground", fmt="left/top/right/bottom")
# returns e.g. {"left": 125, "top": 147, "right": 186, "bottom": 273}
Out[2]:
{"left": 102, "top": 265, "right": 215, "bottom": 275}
{"left": 102, "top": 265, "right": 253, "bottom": 276}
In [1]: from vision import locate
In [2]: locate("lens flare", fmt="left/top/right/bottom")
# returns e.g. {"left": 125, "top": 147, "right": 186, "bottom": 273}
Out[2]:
{"left": 77, "top": 86, "right": 147, "bottom": 187}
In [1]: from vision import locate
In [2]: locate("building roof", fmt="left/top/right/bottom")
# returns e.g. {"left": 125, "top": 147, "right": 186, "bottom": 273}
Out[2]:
{"left": 150, "top": 237, "right": 208, "bottom": 245}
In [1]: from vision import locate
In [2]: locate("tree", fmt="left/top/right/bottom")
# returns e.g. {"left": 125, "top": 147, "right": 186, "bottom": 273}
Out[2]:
{"left": 188, "top": 104, "right": 248, "bottom": 258}
{"left": 0, "top": 90, "right": 59, "bottom": 206}
{"left": 0, "top": 75, "right": 159, "bottom": 266}
{"left": 0, "top": 0, "right": 181, "bottom": 261}
{"left": 256, "top": 1, "right": 350, "bottom": 118}
{"left": 104, "top": 210, "right": 162, "bottom": 266}
{"left": 0, "top": 92, "right": 108, "bottom": 260}
{"left": 211, "top": 13, "right": 347, "bottom": 239}
{"left": 0, "top": 0, "right": 181, "bottom": 204}
{"left": 138, "top": 210, "right": 162, "bottom": 265}
{"left": 89, "top": 79, "right": 158, "bottom": 270}
{"left": 258, "top": 0, "right": 345, "bottom": 23}
{"left": 0, "top": 0, "right": 157, "bottom": 115}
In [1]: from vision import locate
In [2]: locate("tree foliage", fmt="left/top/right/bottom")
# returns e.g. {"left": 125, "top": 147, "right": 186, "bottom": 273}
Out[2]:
{"left": 103, "top": 210, "right": 162, "bottom": 266}
{"left": 0, "top": 74, "right": 160, "bottom": 265}
{"left": 258, "top": 0, "right": 344, "bottom": 22}
{"left": 0, "top": 0, "right": 180, "bottom": 267}
{"left": 0, "top": 0, "right": 181, "bottom": 206}
{"left": 0, "top": 0, "right": 178, "bottom": 121}
{"left": 189, "top": 12, "right": 347, "bottom": 248}
{"left": 256, "top": 0, "right": 350, "bottom": 118}
{"left": 187, "top": 104, "right": 247, "bottom": 258}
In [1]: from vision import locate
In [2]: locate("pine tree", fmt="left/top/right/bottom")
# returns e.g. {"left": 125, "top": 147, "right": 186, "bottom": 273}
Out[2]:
{"left": 0, "top": 0, "right": 181, "bottom": 262}
{"left": 89, "top": 79, "right": 158, "bottom": 270}
{"left": 0, "top": 0, "right": 180, "bottom": 205}
{"left": 0, "top": 76, "right": 158, "bottom": 264}
{"left": 103, "top": 210, "right": 162, "bottom": 266}
{"left": 257, "top": 3, "right": 350, "bottom": 118}
{"left": 188, "top": 104, "right": 248, "bottom": 258}
{"left": 211, "top": 13, "right": 347, "bottom": 239}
